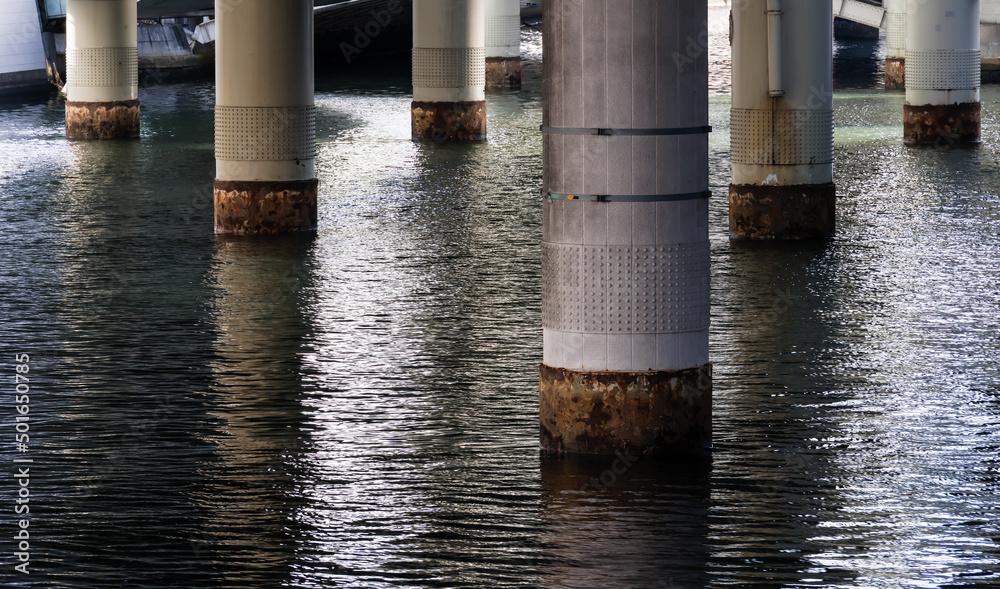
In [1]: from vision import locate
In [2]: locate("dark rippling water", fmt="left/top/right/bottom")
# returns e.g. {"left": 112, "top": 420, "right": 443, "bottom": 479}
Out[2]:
{"left": 2, "top": 9, "right": 999, "bottom": 588}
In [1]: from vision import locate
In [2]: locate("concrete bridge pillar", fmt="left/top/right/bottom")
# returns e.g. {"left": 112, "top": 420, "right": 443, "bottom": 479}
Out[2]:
{"left": 213, "top": 0, "right": 317, "bottom": 235}
{"left": 485, "top": 0, "right": 522, "bottom": 89}
{"left": 540, "top": 0, "right": 712, "bottom": 456}
{"left": 885, "top": 0, "right": 906, "bottom": 89}
{"left": 412, "top": 0, "right": 487, "bottom": 141}
{"left": 729, "top": 0, "right": 835, "bottom": 240}
{"left": 904, "top": 0, "right": 981, "bottom": 146}
{"left": 65, "top": 0, "right": 138, "bottom": 140}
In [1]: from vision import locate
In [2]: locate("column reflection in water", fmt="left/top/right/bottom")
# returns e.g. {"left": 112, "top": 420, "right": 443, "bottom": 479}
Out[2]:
{"left": 538, "top": 456, "right": 711, "bottom": 588}
{"left": 196, "top": 235, "right": 316, "bottom": 586}
{"left": 711, "top": 242, "right": 854, "bottom": 586}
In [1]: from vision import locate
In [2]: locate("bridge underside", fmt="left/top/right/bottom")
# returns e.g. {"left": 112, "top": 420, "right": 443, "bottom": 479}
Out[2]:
{"left": 135, "top": 0, "right": 344, "bottom": 19}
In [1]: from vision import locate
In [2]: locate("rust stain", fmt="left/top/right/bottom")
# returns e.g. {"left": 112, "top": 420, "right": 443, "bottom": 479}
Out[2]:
{"left": 214, "top": 179, "right": 318, "bottom": 235}
{"left": 904, "top": 102, "right": 981, "bottom": 146}
{"left": 539, "top": 364, "right": 712, "bottom": 456}
{"left": 885, "top": 57, "right": 905, "bottom": 90}
{"left": 728, "top": 183, "right": 836, "bottom": 240}
{"left": 485, "top": 56, "right": 522, "bottom": 90}
{"left": 65, "top": 100, "right": 140, "bottom": 140}
{"left": 411, "top": 100, "right": 487, "bottom": 142}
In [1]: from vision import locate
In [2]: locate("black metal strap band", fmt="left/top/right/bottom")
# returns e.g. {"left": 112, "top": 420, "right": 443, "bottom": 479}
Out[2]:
{"left": 544, "top": 191, "right": 711, "bottom": 203}
{"left": 540, "top": 125, "right": 712, "bottom": 136}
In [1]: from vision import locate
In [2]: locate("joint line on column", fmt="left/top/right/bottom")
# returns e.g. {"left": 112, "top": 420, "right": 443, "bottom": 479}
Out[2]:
{"left": 540, "top": 125, "right": 712, "bottom": 136}
{"left": 544, "top": 191, "right": 711, "bottom": 203}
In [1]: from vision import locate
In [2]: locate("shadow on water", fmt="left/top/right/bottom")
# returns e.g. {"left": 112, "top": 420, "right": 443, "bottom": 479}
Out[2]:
{"left": 29, "top": 138, "right": 220, "bottom": 587}
{"left": 834, "top": 37, "right": 884, "bottom": 91}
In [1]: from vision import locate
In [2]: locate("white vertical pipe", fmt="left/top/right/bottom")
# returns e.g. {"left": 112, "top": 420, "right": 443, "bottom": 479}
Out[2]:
{"left": 766, "top": 0, "right": 784, "bottom": 97}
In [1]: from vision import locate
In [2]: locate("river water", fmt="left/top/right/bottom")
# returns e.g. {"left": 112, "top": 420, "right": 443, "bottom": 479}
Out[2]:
{"left": 2, "top": 8, "right": 999, "bottom": 589}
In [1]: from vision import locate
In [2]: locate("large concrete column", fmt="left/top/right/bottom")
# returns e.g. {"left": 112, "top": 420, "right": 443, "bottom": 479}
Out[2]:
{"left": 65, "top": 0, "right": 139, "bottom": 140}
{"left": 885, "top": 0, "right": 906, "bottom": 89}
{"left": 904, "top": 0, "right": 981, "bottom": 146}
{"left": 485, "top": 0, "right": 522, "bottom": 89}
{"left": 541, "top": 0, "right": 712, "bottom": 456}
{"left": 729, "top": 0, "right": 835, "bottom": 240}
{"left": 412, "top": 0, "right": 487, "bottom": 141}
{"left": 214, "top": 0, "right": 317, "bottom": 235}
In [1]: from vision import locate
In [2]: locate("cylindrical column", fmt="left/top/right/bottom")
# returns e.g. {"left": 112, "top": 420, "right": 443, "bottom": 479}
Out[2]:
{"left": 541, "top": 0, "right": 712, "bottom": 456}
{"left": 412, "top": 0, "right": 487, "bottom": 141}
{"left": 214, "top": 0, "right": 317, "bottom": 235}
{"left": 885, "top": 0, "right": 907, "bottom": 89}
{"left": 485, "top": 0, "right": 522, "bottom": 89}
{"left": 729, "top": 0, "right": 835, "bottom": 240}
{"left": 65, "top": 0, "right": 139, "bottom": 140}
{"left": 904, "top": 0, "right": 981, "bottom": 146}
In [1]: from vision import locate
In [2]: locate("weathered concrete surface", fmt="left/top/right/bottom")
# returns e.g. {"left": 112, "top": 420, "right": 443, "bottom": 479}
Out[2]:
{"left": 214, "top": 179, "right": 318, "bottom": 235}
{"left": 886, "top": 57, "right": 905, "bottom": 90}
{"left": 729, "top": 183, "right": 836, "bottom": 240}
{"left": 411, "top": 100, "right": 487, "bottom": 141}
{"left": 486, "top": 56, "right": 521, "bottom": 89}
{"left": 65, "top": 100, "right": 140, "bottom": 140}
{"left": 903, "top": 102, "right": 981, "bottom": 146}
{"left": 539, "top": 364, "right": 712, "bottom": 456}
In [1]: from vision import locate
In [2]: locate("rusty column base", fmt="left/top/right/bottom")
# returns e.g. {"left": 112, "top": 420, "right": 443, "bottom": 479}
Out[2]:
{"left": 65, "top": 100, "right": 140, "bottom": 140}
{"left": 904, "top": 102, "right": 981, "bottom": 146}
{"left": 486, "top": 56, "right": 522, "bottom": 90}
{"left": 729, "top": 183, "right": 836, "bottom": 240}
{"left": 411, "top": 100, "right": 487, "bottom": 142}
{"left": 886, "top": 57, "right": 905, "bottom": 90}
{"left": 214, "top": 179, "right": 318, "bottom": 235}
{"left": 539, "top": 364, "right": 712, "bottom": 456}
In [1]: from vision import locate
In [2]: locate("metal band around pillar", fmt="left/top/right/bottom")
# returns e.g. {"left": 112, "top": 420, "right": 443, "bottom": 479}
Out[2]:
{"left": 544, "top": 190, "right": 711, "bottom": 203}
{"left": 540, "top": 125, "right": 712, "bottom": 136}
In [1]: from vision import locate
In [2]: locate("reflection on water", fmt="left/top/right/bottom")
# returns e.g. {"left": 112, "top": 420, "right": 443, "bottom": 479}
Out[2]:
{"left": 539, "top": 457, "right": 712, "bottom": 589}
{"left": 0, "top": 9, "right": 998, "bottom": 589}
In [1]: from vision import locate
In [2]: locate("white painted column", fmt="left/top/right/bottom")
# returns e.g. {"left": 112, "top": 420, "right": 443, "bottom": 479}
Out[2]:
{"left": 485, "top": 0, "right": 521, "bottom": 89}
{"left": 540, "top": 0, "right": 711, "bottom": 455}
{"left": 411, "top": 0, "right": 486, "bottom": 141}
{"left": 65, "top": 0, "right": 138, "bottom": 139}
{"left": 904, "top": 0, "right": 981, "bottom": 145}
{"left": 729, "top": 0, "right": 835, "bottom": 239}
{"left": 885, "top": 0, "right": 906, "bottom": 89}
{"left": 213, "top": 0, "right": 317, "bottom": 234}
